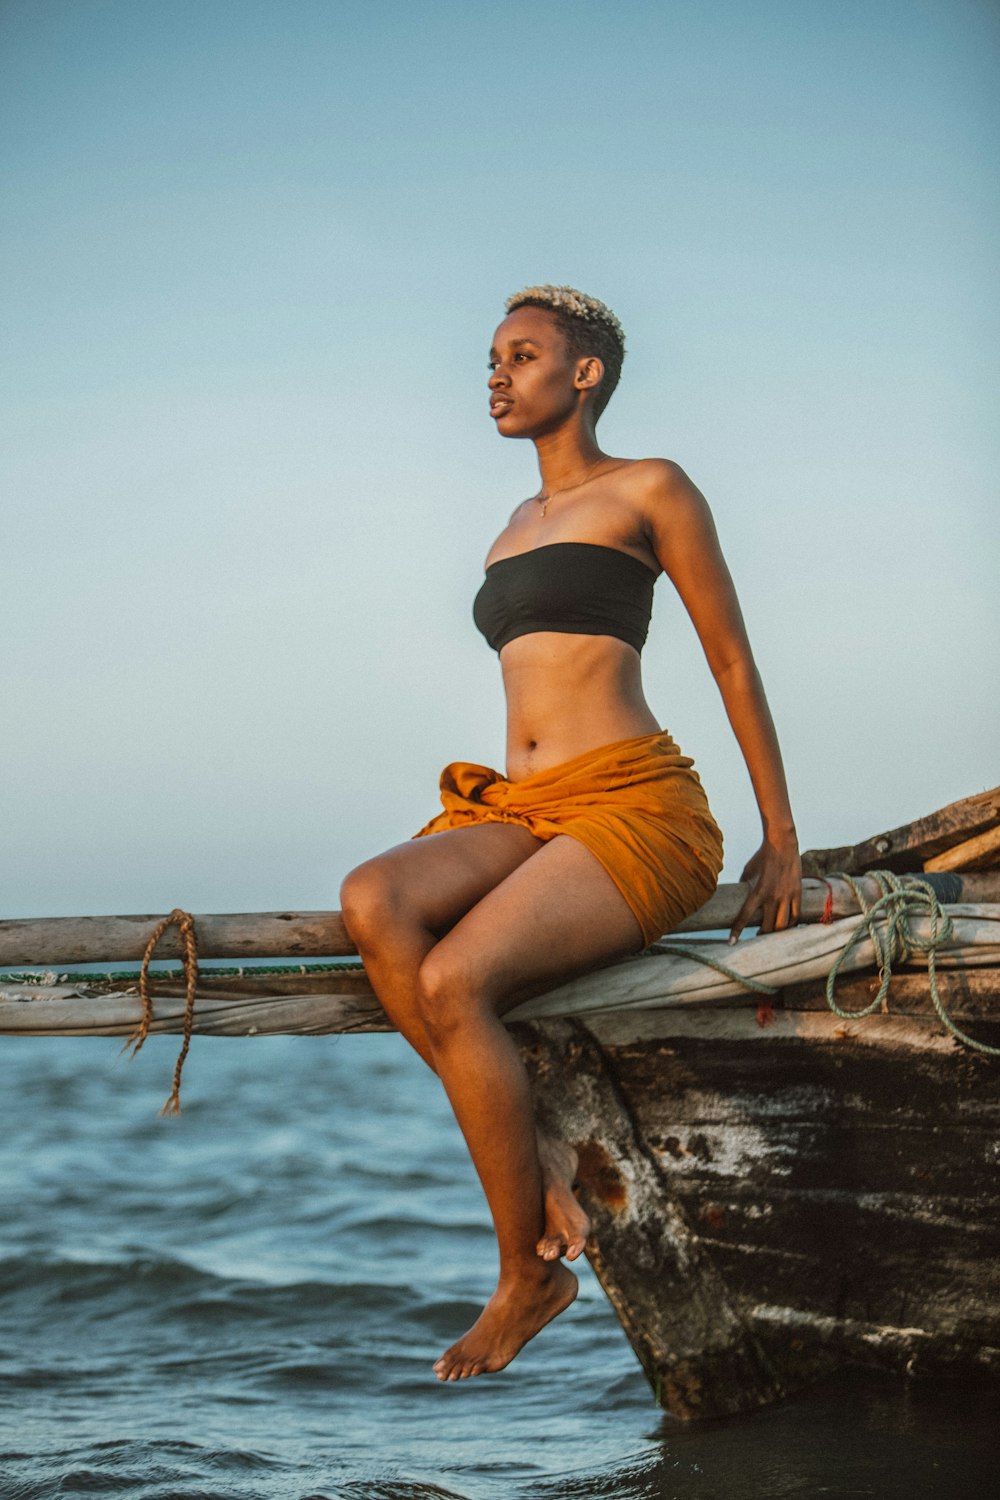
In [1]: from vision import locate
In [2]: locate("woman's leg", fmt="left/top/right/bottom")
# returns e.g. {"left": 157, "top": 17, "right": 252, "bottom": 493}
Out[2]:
{"left": 340, "top": 822, "right": 543, "bottom": 1068}
{"left": 341, "top": 825, "right": 589, "bottom": 1263}
{"left": 412, "top": 834, "right": 645, "bottom": 1380}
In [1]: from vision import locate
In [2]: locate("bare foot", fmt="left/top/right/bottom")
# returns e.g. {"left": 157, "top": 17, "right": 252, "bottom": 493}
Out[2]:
{"left": 433, "top": 1262, "right": 578, "bottom": 1380}
{"left": 535, "top": 1131, "right": 590, "bottom": 1262}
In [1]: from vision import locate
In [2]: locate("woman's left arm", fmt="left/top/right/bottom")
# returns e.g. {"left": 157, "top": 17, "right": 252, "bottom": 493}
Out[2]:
{"left": 643, "top": 460, "right": 801, "bottom": 941}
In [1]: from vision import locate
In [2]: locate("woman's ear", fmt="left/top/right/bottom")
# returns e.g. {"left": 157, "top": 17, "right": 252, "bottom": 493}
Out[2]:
{"left": 574, "top": 356, "right": 605, "bottom": 392}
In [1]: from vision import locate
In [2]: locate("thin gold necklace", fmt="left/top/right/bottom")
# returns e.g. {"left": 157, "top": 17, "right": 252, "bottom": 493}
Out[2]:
{"left": 533, "top": 458, "right": 609, "bottom": 518}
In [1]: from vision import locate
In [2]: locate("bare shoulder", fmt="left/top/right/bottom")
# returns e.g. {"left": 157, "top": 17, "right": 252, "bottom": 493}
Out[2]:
{"left": 618, "top": 457, "right": 714, "bottom": 534}
{"left": 508, "top": 496, "right": 536, "bottom": 525}
{"left": 622, "top": 456, "right": 702, "bottom": 500}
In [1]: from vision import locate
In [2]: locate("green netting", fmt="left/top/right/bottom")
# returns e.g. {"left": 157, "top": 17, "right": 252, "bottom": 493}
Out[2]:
{"left": 0, "top": 959, "right": 365, "bottom": 985}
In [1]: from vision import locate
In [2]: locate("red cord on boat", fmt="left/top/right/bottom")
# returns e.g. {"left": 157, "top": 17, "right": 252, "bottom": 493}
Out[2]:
{"left": 820, "top": 879, "right": 835, "bottom": 924}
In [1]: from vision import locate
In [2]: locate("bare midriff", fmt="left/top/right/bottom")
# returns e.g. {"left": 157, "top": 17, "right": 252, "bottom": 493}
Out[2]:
{"left": 500, "top": 632, "right": 661, "bottom": 781}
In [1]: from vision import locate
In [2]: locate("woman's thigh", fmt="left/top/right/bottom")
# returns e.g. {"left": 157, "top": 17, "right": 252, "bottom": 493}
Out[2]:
{"left": 421, "top": 833, "right": 646, "bottom": 1011}
{"left": 343, "top": 821, "right": 545, "bottom": 938}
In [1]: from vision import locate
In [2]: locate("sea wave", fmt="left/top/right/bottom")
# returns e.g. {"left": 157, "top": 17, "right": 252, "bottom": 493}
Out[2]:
{"left": 2, "top": 1036, "right": 997, "bottom": 1500}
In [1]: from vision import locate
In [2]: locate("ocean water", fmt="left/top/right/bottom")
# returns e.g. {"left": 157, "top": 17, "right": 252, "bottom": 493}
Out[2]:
{"left": 1, "top": 1027, "right": 996, "bottom": 1500}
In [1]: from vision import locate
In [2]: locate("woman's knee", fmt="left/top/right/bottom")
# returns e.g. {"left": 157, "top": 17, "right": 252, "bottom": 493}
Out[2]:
{"left": 416, "top": 946, "right": 496, "bottom": 1047}
{"left": 339, "top": 858, "right": 403, "bottom": 947}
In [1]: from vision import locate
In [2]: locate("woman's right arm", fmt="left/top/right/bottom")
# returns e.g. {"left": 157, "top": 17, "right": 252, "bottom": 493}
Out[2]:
{"left": 640, "top": 459, "right": 801, "bottom": 940}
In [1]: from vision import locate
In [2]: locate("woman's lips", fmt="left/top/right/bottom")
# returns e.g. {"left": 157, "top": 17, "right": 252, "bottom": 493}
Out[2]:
{"left": 490, "top": 398, "right": 513, "bottom": 417}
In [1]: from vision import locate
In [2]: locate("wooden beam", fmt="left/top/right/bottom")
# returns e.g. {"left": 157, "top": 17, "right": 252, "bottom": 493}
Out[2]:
{"left": 4, "top": 925, "right": 996, "bottom": 1039}
{"left": 4, "top": 873, "right": 999, "bottom": 968}
{"left": 801, "top": 786, "right": 1000, "bottom": 876}
{"left": 926, "top": 824, "right": 1000, "bottom": 874}
{"left": 1, "top": 960, "right": 995, "bottom": 1044}
{"left": 668, "top": 872, "right": 1000, "bottom": 932}
{"left": 0, "top": 910, "right": 354, "bottom": 967}
{"left": 777, "top": 965, "right": 1000, "bottom": 1020}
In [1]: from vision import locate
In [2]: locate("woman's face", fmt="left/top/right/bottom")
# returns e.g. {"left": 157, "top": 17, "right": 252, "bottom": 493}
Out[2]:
{"left": 487, "top": 306, "right": 585, "bottom": 438}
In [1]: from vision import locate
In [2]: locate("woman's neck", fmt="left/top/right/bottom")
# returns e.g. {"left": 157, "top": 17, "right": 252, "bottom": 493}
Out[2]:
{"left": 533, "top": 423, "right": 606, "bottom": 497}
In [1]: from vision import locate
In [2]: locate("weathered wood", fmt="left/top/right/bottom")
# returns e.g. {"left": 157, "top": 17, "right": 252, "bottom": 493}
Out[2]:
{"left": 10, "top": 960, "right": 995, "bottom": 1019}
{"left": 7, "top": 912, "right": 999, "bottom": 1034}
{"left": 926, "top": 823, "right": 1000, "bottom": 873}
{"left": 0, "top": 974, "right": 385, "bottom": 1037}
{"left": 4, "top": 873, "right": 999, "bottom": 969}
{"left": 5, "top": 911, "right": 998, "bottom": 1038}
{"left": 778, "top": 965, "right": 1000, "bottom": 1021}
{"left": 4, "top": 980, "right": 995, "bottom": 1052}
{"left": 749, "top": 1309, "right": 999, "bottom": 1380}
{"left": 112, "top": 966, "right": 374, "bottom": 998}
{"left": 801, "top": 785, "right": 1000, "bottom": 876}
{"left": 673, "top": 871, "right": 999, "bottom": 930}
{"left": 584, "top": 1004, "right": 998, "bottom": 1054}
{"left": 511, "top": 908, "right": 1000, "bottom": 1022}
{"left": 940, "top": 871, "right": 1000, "bottom": 903}
{"left": 573, "top": 1002, "right": 1000, "bottom": 1395}
{"left": 0, "top": 910, "right": 355, "bottom": 967}
{"left": 513, "top": 1016, "right": 793, "bottom": 1418}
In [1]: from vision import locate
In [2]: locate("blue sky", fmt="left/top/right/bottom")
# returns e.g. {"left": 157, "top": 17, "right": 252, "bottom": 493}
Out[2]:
{"left": 2, "top": 0, "right": 997, "bottom": 922}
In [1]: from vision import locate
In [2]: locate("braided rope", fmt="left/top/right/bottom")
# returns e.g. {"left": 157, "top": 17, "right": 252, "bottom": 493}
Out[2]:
{"left": 122, "top": 907, "right": 200, "bottom": 1114}
{"left": 825, "top": 872, "right": 1000, "bottom": 1056}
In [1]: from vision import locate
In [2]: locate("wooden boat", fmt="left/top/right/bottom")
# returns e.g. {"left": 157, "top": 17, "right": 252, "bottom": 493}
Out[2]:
{"left": 2, "top": 786, "right": 999, "bottom": 1420}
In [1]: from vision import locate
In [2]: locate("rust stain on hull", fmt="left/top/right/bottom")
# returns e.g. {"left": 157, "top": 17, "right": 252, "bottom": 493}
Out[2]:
{"left": 574, "top": 1139, "right": 628, "bottom": 1211}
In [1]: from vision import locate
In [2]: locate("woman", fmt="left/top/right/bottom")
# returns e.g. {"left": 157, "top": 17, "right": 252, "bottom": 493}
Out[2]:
{"left": 340, "top": 285, "right": 801, "bottom": 1382}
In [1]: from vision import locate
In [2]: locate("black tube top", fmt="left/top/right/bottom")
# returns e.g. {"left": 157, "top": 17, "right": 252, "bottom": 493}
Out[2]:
{"left": 473, "top": 541, "right": 658, "bottom": 655}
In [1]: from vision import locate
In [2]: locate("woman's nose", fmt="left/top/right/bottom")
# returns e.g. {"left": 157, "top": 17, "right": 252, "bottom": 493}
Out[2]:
{"left": 488, "top": 365, "right": 508, "bottom": 389}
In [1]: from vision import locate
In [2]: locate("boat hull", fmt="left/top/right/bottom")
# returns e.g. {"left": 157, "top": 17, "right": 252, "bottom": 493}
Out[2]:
{"left": 513, "top": 971, "right": 1000, "bottom": 1419}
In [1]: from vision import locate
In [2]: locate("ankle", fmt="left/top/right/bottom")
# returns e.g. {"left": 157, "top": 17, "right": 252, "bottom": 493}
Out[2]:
{"left": 499, "top": 1257, "right": 558, "bottom": 1289}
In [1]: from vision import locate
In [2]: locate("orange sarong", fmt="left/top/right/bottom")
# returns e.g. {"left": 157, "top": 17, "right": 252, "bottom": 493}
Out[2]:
{"left": 412, "top": 730, "right": 724, "bottom": 946}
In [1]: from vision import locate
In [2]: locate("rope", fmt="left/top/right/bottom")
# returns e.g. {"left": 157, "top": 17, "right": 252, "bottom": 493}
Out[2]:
{"left": 648, "top": 942, "right": 779, "bottom": 993}
{"left": 652, "top": 873, "right": 998, "bottom": 1054}
{"left": 825, "top": 872, "right": 1000, "bottom": 1057}
{"left": 121, "top": 907, "right": 200, "bottom": 1114}
{"left": 651, "top": 941, "right": 779, "bottom": 1026}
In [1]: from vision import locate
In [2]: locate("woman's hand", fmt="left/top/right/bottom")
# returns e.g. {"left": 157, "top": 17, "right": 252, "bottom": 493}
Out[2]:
{"left": 729, "top": 830, "right": 801, "bottom": 943}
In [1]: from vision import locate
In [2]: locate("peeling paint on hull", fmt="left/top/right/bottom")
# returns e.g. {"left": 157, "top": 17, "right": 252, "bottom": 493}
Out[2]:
{"left": 513, "top": 981, "right": 1000, "bottom": 1421}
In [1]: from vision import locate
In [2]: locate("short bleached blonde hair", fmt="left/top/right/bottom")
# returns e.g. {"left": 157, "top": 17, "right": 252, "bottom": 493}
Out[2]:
{"left": 504, "top": 284, "right": 626, "bottom": 419}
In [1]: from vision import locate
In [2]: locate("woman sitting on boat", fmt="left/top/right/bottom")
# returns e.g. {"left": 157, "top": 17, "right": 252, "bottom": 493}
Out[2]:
{"left": 340, "top": 284, "right": 801, "bottom": 1382}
